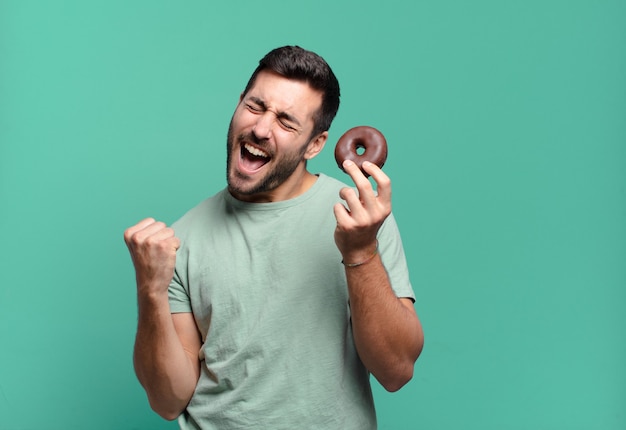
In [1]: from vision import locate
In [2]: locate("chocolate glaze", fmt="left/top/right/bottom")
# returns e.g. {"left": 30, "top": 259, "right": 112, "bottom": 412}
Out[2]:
{"left": 334, "top": 126, "right": 387, "bottom": 176}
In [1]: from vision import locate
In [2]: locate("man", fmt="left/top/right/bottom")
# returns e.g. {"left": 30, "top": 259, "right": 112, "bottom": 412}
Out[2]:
{"left": 124, "top": 45, "right": 424, "bottom": 429}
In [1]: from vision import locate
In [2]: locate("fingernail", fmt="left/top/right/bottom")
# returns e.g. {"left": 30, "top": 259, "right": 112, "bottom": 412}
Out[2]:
{"left": 344, "top": 160, "right": 354, "bottom": 167}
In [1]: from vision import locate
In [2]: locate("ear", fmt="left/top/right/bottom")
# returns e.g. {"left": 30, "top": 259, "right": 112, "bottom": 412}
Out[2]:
{"left": 304, "top": 131, "right": 328, "bottom": 160}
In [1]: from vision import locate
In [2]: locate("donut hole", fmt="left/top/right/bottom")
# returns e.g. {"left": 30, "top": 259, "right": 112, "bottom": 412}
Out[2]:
{"left": 356, "top": 144, "right": 366, "bottom": 156}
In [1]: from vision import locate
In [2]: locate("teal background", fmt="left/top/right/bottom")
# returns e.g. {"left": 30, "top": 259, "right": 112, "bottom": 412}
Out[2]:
{"left": 1, "top": 0, "right": 624, "bottom": 429}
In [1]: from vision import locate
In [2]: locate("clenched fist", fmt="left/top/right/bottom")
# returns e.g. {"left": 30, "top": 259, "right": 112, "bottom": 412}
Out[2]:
{"left": 123, "top": 218, "right": 180, "bottom": 296}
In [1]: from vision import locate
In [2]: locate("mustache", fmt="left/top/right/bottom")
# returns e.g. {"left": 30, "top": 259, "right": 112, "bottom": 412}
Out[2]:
{"left": 237, "top": 132, "right": 255, "bottom": 144}
{"left": 238, "top": 132, "right": 263, "bottom": 145}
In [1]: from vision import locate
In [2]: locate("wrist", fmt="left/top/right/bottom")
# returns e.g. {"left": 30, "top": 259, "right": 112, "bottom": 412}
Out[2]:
{"left": 341, "top": 240, "right": 379, "bottom": 268}
{"left": 137, "top": 286, "right": 170, "bottom": 307}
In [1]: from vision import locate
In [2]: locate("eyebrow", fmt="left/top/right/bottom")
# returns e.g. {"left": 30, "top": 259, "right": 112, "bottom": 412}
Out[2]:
{"left": 248, "top": 96, "right": 302, "bottom": 128}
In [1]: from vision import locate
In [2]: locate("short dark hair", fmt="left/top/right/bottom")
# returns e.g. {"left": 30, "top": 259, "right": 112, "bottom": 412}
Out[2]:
{"left": 242, "top": 46, "right": 341, "bottom": 139}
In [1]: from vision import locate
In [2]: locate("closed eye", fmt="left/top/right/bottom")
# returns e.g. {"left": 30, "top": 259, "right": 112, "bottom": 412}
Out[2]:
{"left": 278, "top": 118, "right": 297, "bottom": 131}
{"left": 245, "top": 96, "right": 302, "bottom": 133}
{"left": 246, "top": 102, "right": 263, "bottom": 113}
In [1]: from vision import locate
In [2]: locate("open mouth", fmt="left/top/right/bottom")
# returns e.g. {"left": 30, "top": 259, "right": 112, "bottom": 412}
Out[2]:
{"left": 240, "top": 143, "right": 271, "bottom": 172}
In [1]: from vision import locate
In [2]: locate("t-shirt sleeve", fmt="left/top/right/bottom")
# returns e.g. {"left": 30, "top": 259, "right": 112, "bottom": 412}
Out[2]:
{"left": 167, "top": 217, "right": 194, "bottom": 314}
{"left": 168, "top": 267, "right": 192, "bottom": 313}
{"left": 377, "top": 213, "right": 416, "bottom": 302}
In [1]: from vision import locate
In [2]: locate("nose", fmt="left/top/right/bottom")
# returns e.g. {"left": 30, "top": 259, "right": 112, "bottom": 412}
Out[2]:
{"left": 252, "top": 112, "right": 274, "bottom": 140}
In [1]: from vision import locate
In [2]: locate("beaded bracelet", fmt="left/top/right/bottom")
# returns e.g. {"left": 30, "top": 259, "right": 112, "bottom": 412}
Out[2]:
{"left": 342, "top": 241, "right": 379, "bottom": 267}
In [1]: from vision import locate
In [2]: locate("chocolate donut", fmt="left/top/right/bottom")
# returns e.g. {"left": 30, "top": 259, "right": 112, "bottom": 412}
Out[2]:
{"left": 334, "top": 126, "right": 387, "bottom": 176}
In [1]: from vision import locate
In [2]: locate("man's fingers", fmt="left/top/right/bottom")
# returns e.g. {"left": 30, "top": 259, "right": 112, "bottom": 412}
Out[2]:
{"left": 124, "top": 218, "right": 176, "bottom": 249}
{"left": 362, "top": 161, "right": 392, "bottom": 204}
{"left": 338, "top": 187, "right": 365, "bottom": 219}
{"left": 342, "top": 160, "right": 390, "bottom": 210}
{"left": 333, "top": 202, "right": 351, "bottom": 227}
{"left": 342, "top": 160, "right": 370, "bottom": 189}
{"left": 124, "top": 217, "right": 155, "bottom": 242}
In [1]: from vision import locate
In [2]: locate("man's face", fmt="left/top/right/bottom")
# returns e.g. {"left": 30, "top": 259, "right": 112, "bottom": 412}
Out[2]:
{"left": 226, "top": 71, "right": 325, "bottom": 201}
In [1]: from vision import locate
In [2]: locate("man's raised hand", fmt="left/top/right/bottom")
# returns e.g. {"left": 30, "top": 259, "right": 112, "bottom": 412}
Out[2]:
{"left": 123, "top": 218, "right": 180, "bottom": 296}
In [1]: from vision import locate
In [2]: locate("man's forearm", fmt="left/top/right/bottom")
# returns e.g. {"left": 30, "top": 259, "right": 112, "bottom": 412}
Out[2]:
{"left": 345, "top": 256, "right": 424, "bottom": 392}
{"left": 134, "top": 293, "right": 199, "bottom": 420}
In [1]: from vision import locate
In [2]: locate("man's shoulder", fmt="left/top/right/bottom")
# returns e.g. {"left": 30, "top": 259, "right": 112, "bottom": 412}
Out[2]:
{"left": 315, "top": 173, "right": 351, "bottom": 195}
{"left": 171, "top": 189, "right": 227, "bottom": 233}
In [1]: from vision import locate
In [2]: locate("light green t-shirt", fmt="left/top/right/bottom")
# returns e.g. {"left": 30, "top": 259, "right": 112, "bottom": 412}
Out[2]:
{"left": 168, "top": 174, "right": 415, "bottom": 429}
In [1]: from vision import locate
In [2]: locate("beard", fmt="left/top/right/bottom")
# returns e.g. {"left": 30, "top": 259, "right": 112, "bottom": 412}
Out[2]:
{"left": 226, "top": 119, "right": 309, "bottom": 197}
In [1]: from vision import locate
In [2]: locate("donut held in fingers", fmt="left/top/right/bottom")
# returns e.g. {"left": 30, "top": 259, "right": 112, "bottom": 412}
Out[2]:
{"left": 334, "top": 126, "right": 388, "bottom": 176}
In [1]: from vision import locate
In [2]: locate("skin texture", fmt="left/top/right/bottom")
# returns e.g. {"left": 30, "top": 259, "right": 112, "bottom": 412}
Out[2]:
{"left": 123, "top": 218, "right": 200, "bottom": 420}
{"left": 124, "top": 71, "right": 423, "bottom": 420}
{"left": 226, "top": 71, "right": 328, "bottom": 203}
{"left": 334, "top": 159, "right": 424, "bottom": 391}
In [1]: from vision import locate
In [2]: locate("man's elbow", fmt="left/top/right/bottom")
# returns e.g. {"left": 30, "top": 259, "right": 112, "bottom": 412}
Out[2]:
{"left": 378, "top": 363, "right": 415, "bottom": 392}
{"left": 379, "top": 340, "right": 424, "bottom": 392}
{"left": 148, "top": 395, "right": 187, "bottom": 421}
